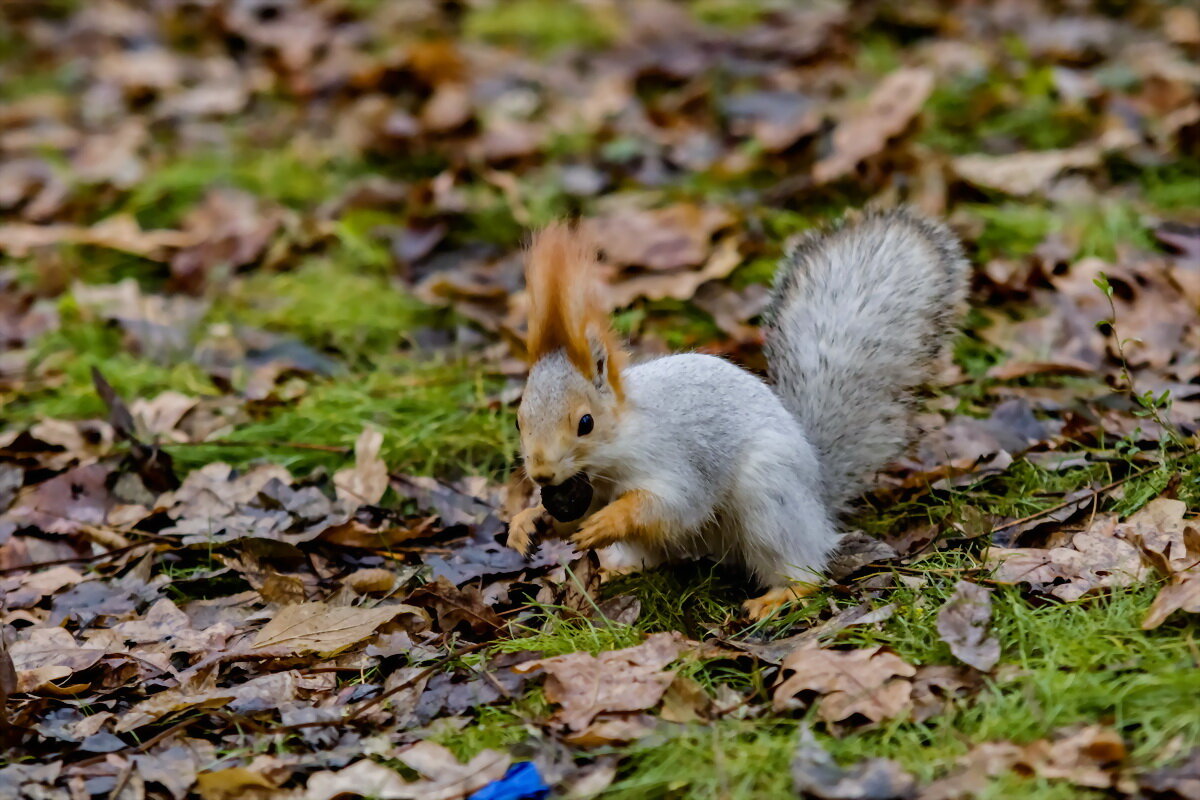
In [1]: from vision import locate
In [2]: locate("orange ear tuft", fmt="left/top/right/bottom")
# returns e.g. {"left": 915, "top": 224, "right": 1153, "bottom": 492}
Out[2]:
{"left": 525, "top": 222, "right": 624, "bottom": 398}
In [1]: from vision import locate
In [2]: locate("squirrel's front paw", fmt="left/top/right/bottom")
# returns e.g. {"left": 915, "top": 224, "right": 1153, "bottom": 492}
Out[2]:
{"left": 571, "top": 506, "right": 625, "bottom": 551}
{"left": 507, "top": 507, "right": 545, "bottom": 555}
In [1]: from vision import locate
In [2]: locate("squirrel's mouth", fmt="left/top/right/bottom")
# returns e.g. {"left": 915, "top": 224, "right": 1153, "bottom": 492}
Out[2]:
{"left": 541, "top": 472, "right": 593, "bottom": 522}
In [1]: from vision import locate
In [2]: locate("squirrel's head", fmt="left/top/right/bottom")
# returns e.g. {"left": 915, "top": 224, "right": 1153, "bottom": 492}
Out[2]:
{"left": 518, "top": 346, "right": 621, "bottom": 486}
{"left": 517, "top": 222, "right": 625, "bottom": 487}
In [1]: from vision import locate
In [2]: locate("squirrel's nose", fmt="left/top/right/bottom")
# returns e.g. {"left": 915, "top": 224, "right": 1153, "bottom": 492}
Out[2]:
{"left": 529, "top": 472, "right": 554, "bottom": 486}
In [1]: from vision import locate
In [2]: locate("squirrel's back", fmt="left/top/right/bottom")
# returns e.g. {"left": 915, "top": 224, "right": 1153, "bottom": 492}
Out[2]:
{"left": 764, "top": 208, "right": 969, "bottom": 512}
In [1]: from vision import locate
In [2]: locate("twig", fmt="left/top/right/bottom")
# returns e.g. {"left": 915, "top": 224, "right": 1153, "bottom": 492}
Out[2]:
{"left": 0, "top": 544, "right": 152, "bottom": 575}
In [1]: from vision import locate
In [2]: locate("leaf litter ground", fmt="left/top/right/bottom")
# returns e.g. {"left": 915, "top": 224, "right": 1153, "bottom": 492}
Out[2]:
{"left": 1, "top": 1, "right": 1200, "bottom": 799}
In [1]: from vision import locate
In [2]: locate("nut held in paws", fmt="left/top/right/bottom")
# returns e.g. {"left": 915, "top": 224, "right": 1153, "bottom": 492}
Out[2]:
{"left": 541, "top": 473, "right": 593, "bottom": 522}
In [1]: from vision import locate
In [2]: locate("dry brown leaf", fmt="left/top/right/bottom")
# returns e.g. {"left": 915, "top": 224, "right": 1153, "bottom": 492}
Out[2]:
{"left": 251, "top": 601, "right": 420, "bottom": 656}
{"left": 813, "top": 67, "right": 934, "bottom": 183}
{"left": 606, "top": 236, "right": 742, "bottom": 307}
{"left": 924, "top": 725, "right": 1129, "bottom": 798}
{"left": 988, "top": 516, "right": 1148, "bottom": 601}
{"left": 584, "top": 204, "right": 733, "bottom": 271}
{"left": 936, "top": 580, "right": 1001, "bottom": 672}
{"left": 1143, "top": 576, "right": 1200, "bottom": 629}
{"left": 953, "top": 147, "right": 1102, "bottom": 196}
{"left": 566, "top": 713, "right": 657, "bottom": 746}
{"left": 334, "top": 428, "right": 388, "bottom": 505}
{"left": 773, "top": 646, "right": 916, "bottom": 724}
{"left": 0, "top": 215, "right": 198, "bottom": 259}
{"left": 515, "top": 632, "right": 683, "bottom": 731}
{"left": 344, "top": 568, "right": 397, "bottom": 595}
{"left": 195, "top": 767, "right": 277, "bottom": 800}
{"left": 304, "top": 744, "right": 510, "bottom": 800}
{"left": 11, "top": 626, "right": 105, "bottom": 693}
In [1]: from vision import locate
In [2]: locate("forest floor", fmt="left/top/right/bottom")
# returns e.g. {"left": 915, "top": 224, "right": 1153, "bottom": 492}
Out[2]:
{"left": 1, "top": 1, "right": 1199, "bottom": 798}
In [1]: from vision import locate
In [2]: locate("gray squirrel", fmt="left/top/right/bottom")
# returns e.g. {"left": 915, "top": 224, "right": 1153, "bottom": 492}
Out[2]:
{"left": 507, "top": 209, "right": 969, "bottom": 619}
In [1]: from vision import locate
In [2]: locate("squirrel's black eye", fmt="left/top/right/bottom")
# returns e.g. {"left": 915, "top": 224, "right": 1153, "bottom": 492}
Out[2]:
{"left": 515, "top": 416, "right": 520, "bottom": 432}
{"left": 577, "top": 414, "right": 594, "bottom": 436}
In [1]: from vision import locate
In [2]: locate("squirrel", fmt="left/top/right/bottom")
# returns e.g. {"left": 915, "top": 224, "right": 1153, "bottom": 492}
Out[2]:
{"left": 506, "top": 208, "right": 969, "bottom": 619}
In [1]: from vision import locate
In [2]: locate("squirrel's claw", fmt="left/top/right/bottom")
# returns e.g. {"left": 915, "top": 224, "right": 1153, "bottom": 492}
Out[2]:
{"left": 507, "top": 507, "right": 544, "bottom": 556}
{"left": 743, "top": 584, "right": 817, "bottom": 621}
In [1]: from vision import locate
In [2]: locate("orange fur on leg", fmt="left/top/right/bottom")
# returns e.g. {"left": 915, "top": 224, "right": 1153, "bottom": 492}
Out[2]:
{"left": 571, "top": 490, "right": 661, "bottom": 551}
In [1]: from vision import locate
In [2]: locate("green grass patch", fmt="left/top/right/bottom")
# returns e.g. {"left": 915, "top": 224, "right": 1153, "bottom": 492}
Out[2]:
{"left": 211, "top": 256, "right": 433, "bottom": 363}
{"left": 464, "top": 0, "right": 618, "bottom": 54}
{"left": 168, "top": 356, "right": 516, "bottom": 477}
{"left": 922, "top": 67, "right": 1095, "bottom": 155}
{"left": 6, "top": 315, "right": 216, "bottom": 423}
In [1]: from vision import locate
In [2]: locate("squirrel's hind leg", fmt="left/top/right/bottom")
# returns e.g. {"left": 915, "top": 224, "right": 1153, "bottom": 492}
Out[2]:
{"left": 729, "top": 443, "right": 841, "bottom": 619}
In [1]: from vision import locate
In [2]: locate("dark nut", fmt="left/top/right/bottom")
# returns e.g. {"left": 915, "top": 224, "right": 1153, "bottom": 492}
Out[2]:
{"left": 541, "top": 472, "right": 593, "bottom": 522}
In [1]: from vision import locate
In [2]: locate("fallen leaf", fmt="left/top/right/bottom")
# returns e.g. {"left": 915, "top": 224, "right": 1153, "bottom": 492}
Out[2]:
{"left": 813, "top": 67, "right": 934, "bottom": 183}
{"left": 10, "top": 627, "right": 105, "bottom": 693}
{"left": 1138, "top": 748, "right": 1200, "bottom": 799}
{"left": 952, "top": 147, "right": 1102, "bottom": 196}
{"left": 774, "top": 646, "right": 916, "bottom": 724}
{"left": 989, "top": 515, "right": 1149, "bottom": 601}
{"left": 515, "top": 632, "right": 683, "bottom": 731}
{"left": 1143, "top": 576, "right": 1200, "bottom": 630}
{"left": 304, "top": 744, "right": 510, "bottom": 800}
{"left": 583, "top": 204, "right": 733, "bottom": 271}
{"left": 791, "top": 727, "right": 915, "bottom": 799}
{"left": 605, "top": 235, "right": 743, "bottom": 307}
{"left": 0, "top": 215, "right": 198, "bottom": 259}
{"left": 924, "top": 725, "right": 1128, "bottom": 798}
{"left": 936, "top": 580, "right": 1001, "bottom": 672}
{"left": 334, "top": 428, "right": 388, "bottom": 505}
{"left": 251, "top": 601, "right": 421, "bottom": 656}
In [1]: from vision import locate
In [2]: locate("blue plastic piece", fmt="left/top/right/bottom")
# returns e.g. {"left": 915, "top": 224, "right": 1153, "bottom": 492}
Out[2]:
{"left": 469, "top": 761, "right": 551, "bottom": 800}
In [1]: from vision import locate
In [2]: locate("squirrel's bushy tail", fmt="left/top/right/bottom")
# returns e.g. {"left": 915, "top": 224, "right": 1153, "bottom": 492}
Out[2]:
{"left": 764, "top": 208, "right": 969, "bottom": 512}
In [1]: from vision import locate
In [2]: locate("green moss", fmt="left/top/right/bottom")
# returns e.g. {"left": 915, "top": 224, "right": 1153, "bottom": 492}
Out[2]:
{"left": 965, "top": 202, "right": 1055, "bottom": 262}
{"left": 464, "top": 0, "right": 617, "bottom": 54}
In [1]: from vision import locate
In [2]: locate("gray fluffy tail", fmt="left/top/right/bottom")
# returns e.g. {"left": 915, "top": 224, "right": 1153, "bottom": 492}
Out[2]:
{"left": 764, "top": 208, "right": 969, "bottom": 513}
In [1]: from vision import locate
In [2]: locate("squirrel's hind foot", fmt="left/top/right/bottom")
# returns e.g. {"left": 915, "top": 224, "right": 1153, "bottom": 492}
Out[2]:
{"left": 743, "top": 583, "right": 818, "bottom": 621}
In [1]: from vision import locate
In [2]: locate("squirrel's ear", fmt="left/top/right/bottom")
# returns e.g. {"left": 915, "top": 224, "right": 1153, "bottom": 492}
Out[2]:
{"left": 589, "top": 335, "right": 609, "bottom": 392}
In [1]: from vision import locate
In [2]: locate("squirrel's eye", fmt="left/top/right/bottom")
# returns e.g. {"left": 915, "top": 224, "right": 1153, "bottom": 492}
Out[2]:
{"left": 577, "top": 414, "right": 594, "bottom": 436}
{"left": 515, "top": 416, "right": 520, "bottom": 432}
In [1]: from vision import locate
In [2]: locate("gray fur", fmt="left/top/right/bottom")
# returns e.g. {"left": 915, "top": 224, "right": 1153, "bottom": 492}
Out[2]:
{"left": 764, "top": 207, "right": 969, "bottom": 512}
